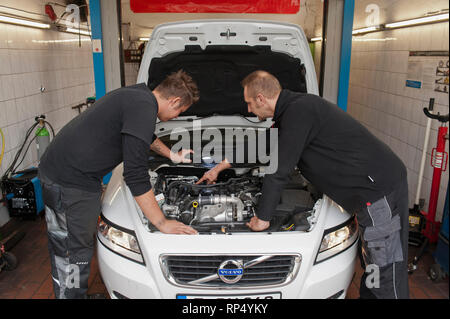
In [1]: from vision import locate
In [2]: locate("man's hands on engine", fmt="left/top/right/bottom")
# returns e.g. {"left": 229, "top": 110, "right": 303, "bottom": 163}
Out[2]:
{"left": 157, "top": 219, "right": 198, "bottom": 235}
{"left": 153, "top": 152, "right": 269, "bottom": 232}
{"left": 134, "top": 189, "right": 198, "bottom": 235}
{"left": 196, "top": 166, "right": 220, "bottom": 185}
{"left": 196, "top": 159, "right": 232, "bottom": 185}
{"left": 246, "top": 216, "right": 270, "bottom": 231}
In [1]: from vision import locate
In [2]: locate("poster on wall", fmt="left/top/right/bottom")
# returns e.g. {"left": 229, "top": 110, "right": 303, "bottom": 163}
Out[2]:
{"left": 406, "top": 51, "right": 449, "bottom": 94}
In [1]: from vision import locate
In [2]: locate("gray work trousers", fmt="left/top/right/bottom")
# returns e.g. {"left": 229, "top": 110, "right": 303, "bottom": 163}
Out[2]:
{"left": 39, "top": 172, "right": 102, "bottom": 299}
{"left": 356, "top": 179, "right": 410, "bottom": 299}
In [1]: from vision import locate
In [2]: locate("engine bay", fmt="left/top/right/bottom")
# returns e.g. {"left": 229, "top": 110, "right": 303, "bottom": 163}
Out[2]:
{"left": 144, "top": 166, "right": 322, "bottom": 234}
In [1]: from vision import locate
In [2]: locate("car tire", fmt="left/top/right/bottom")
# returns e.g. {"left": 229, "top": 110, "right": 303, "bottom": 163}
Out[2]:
{"left": 428, "top": 263, "right": 444, "bottom": 282}
{"left": 3, "top": 252, "right": 18, "bottom": 271}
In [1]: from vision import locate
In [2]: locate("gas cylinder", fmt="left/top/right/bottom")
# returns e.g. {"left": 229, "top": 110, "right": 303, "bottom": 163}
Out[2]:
{"left": 36, "top": 119, "right": 50, "bottom": 160}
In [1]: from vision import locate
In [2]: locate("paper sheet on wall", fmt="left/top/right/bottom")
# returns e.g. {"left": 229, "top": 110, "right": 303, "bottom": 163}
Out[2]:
{"left": 406, "top": 51, "right": 449, "bottom": 94}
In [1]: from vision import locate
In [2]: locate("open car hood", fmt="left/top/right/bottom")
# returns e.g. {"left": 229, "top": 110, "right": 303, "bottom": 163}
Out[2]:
{"left": 137, "top": 20, "right": 318, "bottom": 118}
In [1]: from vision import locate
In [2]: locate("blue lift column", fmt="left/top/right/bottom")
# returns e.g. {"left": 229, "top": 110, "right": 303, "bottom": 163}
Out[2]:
{"left": 337, "top": 0, "right": 355, "bottom": 111}
{"left": 89, "top": 0, "right": 111, "bottom": 184}
{"left": 89, "top": 0, "right": 106, "bottom": 99}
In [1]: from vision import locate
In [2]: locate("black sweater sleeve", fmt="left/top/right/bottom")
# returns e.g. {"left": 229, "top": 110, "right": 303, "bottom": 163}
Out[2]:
{"left": 256, "top": 104, "right": 318, "bottom": 221}
{"left": 122, "top": 133, "right": 152, "bottom": 197}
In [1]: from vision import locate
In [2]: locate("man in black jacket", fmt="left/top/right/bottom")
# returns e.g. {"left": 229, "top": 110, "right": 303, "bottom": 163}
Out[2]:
{"left": 39, "top": 70, "right": 199, "bottom": 299}
{"left": 198, "top": 70, "right": 409, "bottom": 299}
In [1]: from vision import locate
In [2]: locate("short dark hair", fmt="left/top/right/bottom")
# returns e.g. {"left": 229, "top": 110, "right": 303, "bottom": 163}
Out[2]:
{"left": 241, "top": 70, "right": 281, "bottom": 99}
{"left": 155, "top": 70, "right": 200, "bottom": 107}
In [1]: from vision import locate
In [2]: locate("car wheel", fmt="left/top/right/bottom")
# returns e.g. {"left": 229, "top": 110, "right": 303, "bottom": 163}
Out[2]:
{"left": 428, "top": 263, "right": 444, "bottom": 282}
{"left": 3, "top": 252, "right": 18, "bottom": 271}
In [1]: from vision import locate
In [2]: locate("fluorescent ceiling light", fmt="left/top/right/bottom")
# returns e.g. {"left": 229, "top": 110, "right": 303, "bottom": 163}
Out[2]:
{"left": 66, "top": 27, "right": 91, "bottom": 36}
{"left": 310, "top": 37, "right": 322, "bottom": 42}
{"left": 385, "top": 13, "right": 449, "bottom": 28}
{"left": 353, "top": 37, "right": 397, "bottom": 42}
{"left": 139, "top": 37, "right": 149, "bottom": 41}
{"left": 0, "top": 15, "right": 50, "bottom": 29}
{"left": 352, "top": 26, "right": 379, "bottom": 35}
{"left": 32, "top": 39, "right": 91, "bottom": 44}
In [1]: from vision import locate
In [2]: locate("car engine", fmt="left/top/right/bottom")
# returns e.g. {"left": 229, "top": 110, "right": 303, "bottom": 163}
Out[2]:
{"left": 147, "top": 166, "right": 320, "bottom": 233}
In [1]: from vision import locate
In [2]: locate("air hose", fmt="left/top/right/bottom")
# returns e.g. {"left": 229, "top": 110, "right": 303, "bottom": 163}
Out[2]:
{"left": 0, "top": 128, "right": 4, "bottom": 168}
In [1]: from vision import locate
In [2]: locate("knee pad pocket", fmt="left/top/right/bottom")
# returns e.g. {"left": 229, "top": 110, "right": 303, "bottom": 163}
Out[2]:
{"left": 363, "top": 214, "right": 404, "bottom": 267}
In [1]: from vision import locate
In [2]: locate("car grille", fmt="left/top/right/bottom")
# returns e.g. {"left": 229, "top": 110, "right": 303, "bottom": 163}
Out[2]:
{"left": 160, "top": 254, "right": 301, "bottom": 288}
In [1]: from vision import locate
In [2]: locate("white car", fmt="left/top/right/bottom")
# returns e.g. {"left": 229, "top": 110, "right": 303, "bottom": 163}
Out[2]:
{"left": 96, "top": 20, "right": 358, "bottom": 299}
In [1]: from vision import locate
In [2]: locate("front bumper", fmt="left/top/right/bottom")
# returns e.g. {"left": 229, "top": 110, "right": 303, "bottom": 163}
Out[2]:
{"left": 97, "top": 233, "right": 357, "bottom": 299}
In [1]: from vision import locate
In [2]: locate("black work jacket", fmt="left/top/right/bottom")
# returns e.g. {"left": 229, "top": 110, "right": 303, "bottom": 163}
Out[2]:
{"left": 256, "top": 90, "right": 406, "bottom": 221}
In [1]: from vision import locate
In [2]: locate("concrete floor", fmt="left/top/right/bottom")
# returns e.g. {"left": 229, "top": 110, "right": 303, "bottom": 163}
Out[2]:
{"left": 0, "top": 216, "right": 448, "bottom": 299}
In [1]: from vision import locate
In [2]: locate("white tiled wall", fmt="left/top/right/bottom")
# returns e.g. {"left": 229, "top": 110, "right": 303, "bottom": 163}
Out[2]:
{"left": 124, "top": 62, "right": 139, "bottom": 86}
{"left": 0, "top": 21, "right": 95, "bottom": 225}
{"left": 348, "top": 22, "right": 449, "bottom": 221}
{"left": 121, "top": 22, "right": 142, "bottom": 86}
{"left": 0, "top": 23, "right": 95, "bottom": 173}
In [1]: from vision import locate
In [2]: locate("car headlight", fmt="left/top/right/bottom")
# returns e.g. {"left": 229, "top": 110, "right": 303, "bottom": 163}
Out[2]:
{"left": 97, "top": 215, "right": 144, "bottom": 264}
{"left": 315, "top": 216, "right": 358, "bottom": 264}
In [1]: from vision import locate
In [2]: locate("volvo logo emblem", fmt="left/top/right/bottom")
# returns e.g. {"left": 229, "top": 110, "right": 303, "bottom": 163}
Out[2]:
{"left": 218, "top": 259, "right": 244, "bottom": 284}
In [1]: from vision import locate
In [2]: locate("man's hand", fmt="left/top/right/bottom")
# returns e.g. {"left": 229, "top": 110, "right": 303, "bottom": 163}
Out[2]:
{"left": 196, "top": 167, "right": 219, "bottom": 184}
{"left": 246, "top": 216, "right": 270, "bottom": 231}
{"left": 150, "top": 138, "right": 193, "bottom": 163}
{"left": 170, "top": 149, "right": 194, "bottom": 164}
{"left": 134, "top": 189, "right": 197, "bottom": 235}
{"left": 196, "top": 159, "right": 232, "bottom": 184}
{"left": 157, "top": 219, "right": 198, "bottom": 235}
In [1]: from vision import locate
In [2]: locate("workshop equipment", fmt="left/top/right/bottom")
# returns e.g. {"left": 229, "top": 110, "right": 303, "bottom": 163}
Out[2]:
{"left": 1, "top": 116, "right": 54, "bottom": 217}
{"left": 0, "top": 128, "right": 4, "bottom": 168}
{"left": 35, "top": 115, "right": 50, "bottom": 160}
{"left": 408, "top": 98, "right": 449, "bottom": 273}
{"left": 72, "top": 96, "right": 96, "bottom": 114}
{"left": 44, "top": 4, "right": 57, "bottom": 22}
{"left": 409, "top": 98, "right": 435, "bottom": 246}
{"left": 0, "top": 244, "right": 17, "bottom": 273}
{"left": 1, "top": 168, "right": 44, "bottom": 218}
{"left": 429, "top": 186, "right": 449, "bottom": 282}
{"left": 1, "top": 115, "right": 54, "bottom": 181}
